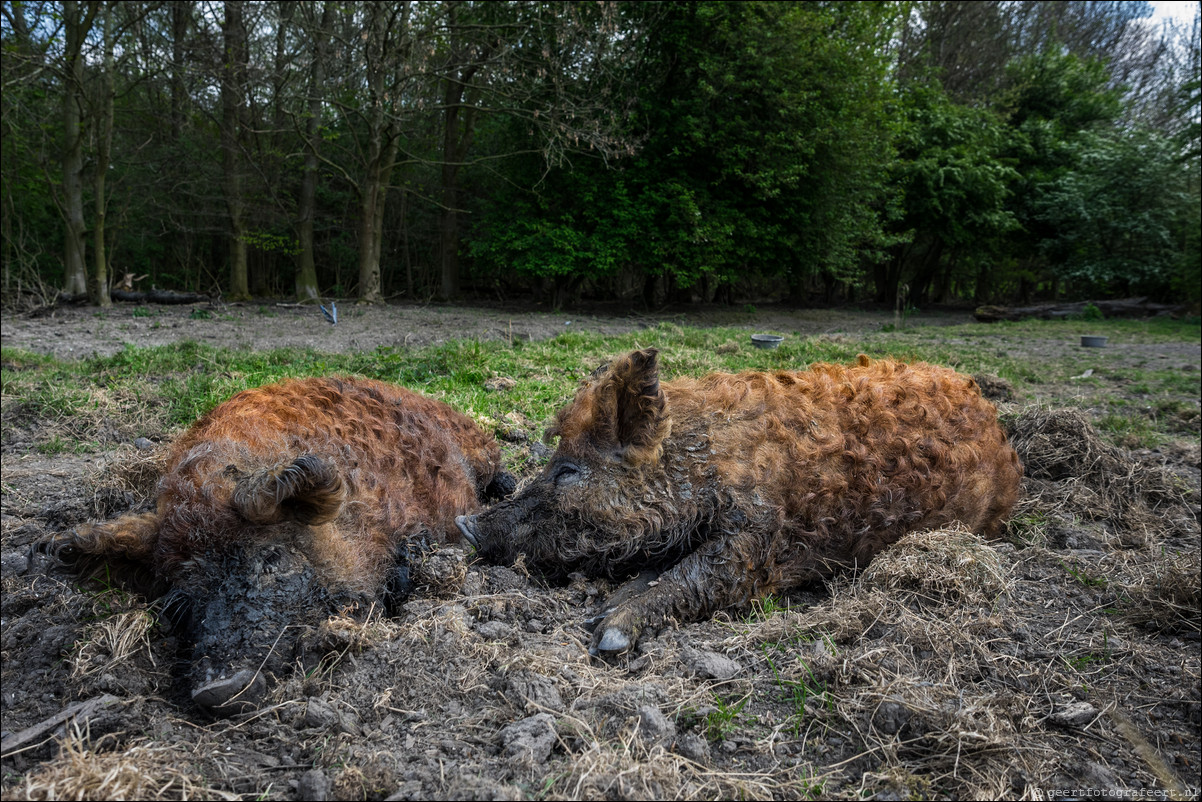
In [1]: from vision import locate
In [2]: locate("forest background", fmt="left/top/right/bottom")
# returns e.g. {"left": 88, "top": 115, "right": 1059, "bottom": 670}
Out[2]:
{"left": 1, "top": 0, "right": 1199, "bottom": 311}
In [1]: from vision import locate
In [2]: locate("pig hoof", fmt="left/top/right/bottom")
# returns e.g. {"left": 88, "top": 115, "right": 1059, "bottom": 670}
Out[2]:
{"left": 593, "top": 627, "right": 631, "bottom": 655}
{"left": 192, "top": 669, "right": 266, "bottom": 714}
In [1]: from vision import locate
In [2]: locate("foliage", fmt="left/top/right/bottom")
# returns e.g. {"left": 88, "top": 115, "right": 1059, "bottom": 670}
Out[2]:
{"left": 0, "top": 0, "right": 1196, "bottom": 307}
{"left": 879, "top": 80, "right": 1019, "bottom": 303}
{"left": 471, "top": 1, "right": 897, "bottom": 303}
{"left": 1031, "top": 127, "right": 1190, "bottom": 295}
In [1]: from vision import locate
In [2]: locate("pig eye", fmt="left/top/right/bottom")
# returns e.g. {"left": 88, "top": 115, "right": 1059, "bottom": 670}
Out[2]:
{"left": 552, "top": 462, "right": 581, "bottom": 486}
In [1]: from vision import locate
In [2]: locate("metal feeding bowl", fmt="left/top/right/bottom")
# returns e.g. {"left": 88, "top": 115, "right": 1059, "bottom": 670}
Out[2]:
{"left": 1080, "top": 335, "right": 1108, "bottom": 348}
{"left": 751, "top": 334, "right": 785, "bottom": 350}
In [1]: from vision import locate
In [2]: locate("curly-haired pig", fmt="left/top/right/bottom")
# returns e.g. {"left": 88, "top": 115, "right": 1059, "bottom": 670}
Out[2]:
{"left": 47, "top": 376, "right": 514, "bottom": 714}
{"left": 457, "top": 350, "right": 1022, "bottom": 656}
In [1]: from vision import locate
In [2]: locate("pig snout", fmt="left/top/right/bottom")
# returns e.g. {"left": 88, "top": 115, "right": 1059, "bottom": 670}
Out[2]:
{"left": 456, "top": 493, "right": 541, "bottom": 561}
{"left": 455, "top": 514, "right": 479, "bottom": 546}
{"left": 182, "top": 544, "right": 327, "bottom": 716}
{"left": 191, "top": 668, "right": 267, "bottom": 714}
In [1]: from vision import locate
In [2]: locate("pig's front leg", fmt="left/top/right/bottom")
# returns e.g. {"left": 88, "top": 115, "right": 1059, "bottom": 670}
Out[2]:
{"left": 589, "top": 528, "right": 775, "bottom": 656}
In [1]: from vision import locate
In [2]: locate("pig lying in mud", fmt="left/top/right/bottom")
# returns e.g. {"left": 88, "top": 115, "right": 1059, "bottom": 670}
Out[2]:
{"left": 458, "top": 350, "right": 1022, "bottom": 656}
{"left": 47, "top": 377, "right": 513, "bottom": 714}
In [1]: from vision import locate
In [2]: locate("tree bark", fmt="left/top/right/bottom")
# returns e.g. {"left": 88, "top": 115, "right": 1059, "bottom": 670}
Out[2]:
{"left": 437, "top": 3, "right": 482, "bottom": 301}
{"left": 357, "top": 130, "right": 399, "bottom": 304}
{"left": 296, "top": 1, "right": 334, "bottom": 303}
{"left": 438, "top": 63, "right": 479, "bottom": 301}
{"left": 170, "top": 1, "right": 189, "bottom": 140}
{"left": 61, "top": 0, "right": 97, "bottom": 297}
{"left": 91, "top": 1, "right": 116, "bottom": 307}
{"left": 356, "top": 1, "right": 410, "bottom": 304}
{"left": 221, "top": 0, "right": 250, "bottom": 301}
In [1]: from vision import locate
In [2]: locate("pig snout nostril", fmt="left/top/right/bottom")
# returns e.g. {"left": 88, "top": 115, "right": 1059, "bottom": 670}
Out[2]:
{"left": 455, "top": 514, "right": 478, "bottom": 546}
{"left": 191, "top": 669, "right": 266, "bottom": 715}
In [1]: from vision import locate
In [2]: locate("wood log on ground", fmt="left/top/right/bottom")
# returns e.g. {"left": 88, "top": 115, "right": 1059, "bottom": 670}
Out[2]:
{"left": 56, "top": 289, "right": 209, "bottom": 305}
{"left": 973, "top": 298, "right": 1182, "bottom": 323}
{"left": 0, "top": 694, "right": 122, "bottom": 757}
{"left": 110, "top": 289, "right": 209, "bottom": 304}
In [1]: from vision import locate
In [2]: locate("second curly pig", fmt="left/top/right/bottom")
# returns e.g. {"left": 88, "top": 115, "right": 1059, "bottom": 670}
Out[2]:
{"left": 458, "top": 350, "right": 1023, "bottom": 655}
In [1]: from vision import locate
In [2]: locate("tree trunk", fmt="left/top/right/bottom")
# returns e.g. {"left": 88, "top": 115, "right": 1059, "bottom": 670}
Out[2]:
{"left": 355, "top": 1, "right": 411, "bottom": 304}
{"left": 91, "top": 1, "right": 116, "bottom": 307}
{"left": 974, "top": 260, "right": 992, "bottom": 303}
{"left": 170, "top": 1, "right": 189, "bottom": 140}
{"left": 60, "top": 0, "right": 95, "bottom": 297}
{"left": 438, "top": 66, "right": 479, "bottom": 301}
{"left": 910, "top": 238, "right": 944, "bottom": 303}
{"left": 221, "top": 0, "right": 250, "bottom": 300}
{"left": 295, "top": 1, "right": 334, "bottom": 303}
{"left": 400, "top": 188, "right": 413, "bottom": 297}
{"left": 357, "top": 130, "right": 399, "bottom": 304}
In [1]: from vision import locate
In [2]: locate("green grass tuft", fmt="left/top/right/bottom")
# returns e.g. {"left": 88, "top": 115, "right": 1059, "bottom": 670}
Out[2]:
{"left": 2, "top": 316, "right": 1197, "bottom": 454}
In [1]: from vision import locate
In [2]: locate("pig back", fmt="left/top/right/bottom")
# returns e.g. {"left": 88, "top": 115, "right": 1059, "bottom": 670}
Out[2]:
{"left": 153, "top": 377, "right": 502, "bottom": 584}
{"left": 666, "top": 358, "right": 1021, "bottom": 569}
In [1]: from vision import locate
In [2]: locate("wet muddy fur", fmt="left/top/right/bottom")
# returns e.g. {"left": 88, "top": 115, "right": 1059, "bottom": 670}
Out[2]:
{"left": 46, "top": 376, "right": 512, "bottom": 713}
{"left": 459, "top": 350, "right": 1023, "bottom": 655}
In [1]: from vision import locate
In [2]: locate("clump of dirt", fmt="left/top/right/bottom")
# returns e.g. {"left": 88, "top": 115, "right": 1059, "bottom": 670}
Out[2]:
{"left": 1006, "top": 407, "right": 1195, "bottom": 538}
{"left": 972, "top": 372, "right": 1017, "bottom": 403}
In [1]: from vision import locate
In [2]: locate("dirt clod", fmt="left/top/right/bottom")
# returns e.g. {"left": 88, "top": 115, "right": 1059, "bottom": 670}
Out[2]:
{"left": 500, "top": 713, "right": 558, "bottom": 764}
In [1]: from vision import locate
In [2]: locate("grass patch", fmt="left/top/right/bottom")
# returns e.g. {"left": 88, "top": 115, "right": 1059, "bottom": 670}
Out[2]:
{"left": 761, "top": 643, "right": 833, "bottom": 735}
{"left": 702, "top": 693, "right": 752, "bottom": 742}
{"left": 1061, "top": 559, "right": 1108, "bottom": 588}
{"left": 2, "top": 316, "right": 1197, "bottom": 454}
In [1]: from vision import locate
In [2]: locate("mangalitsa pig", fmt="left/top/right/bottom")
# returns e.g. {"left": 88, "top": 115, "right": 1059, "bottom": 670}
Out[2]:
{"left": 457, "top": 350, "right": 1022, "bottom": 655}
{"left": 47, "top": 377, "right": 514, "bottom": 714}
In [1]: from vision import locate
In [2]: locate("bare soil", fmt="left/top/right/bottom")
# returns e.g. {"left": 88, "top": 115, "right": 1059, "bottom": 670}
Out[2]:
{"left": 0, "top": 299, "right": 976, "bottom": 360}
{"left": 2, "top": 302, "right": 1199, "bottom": 801}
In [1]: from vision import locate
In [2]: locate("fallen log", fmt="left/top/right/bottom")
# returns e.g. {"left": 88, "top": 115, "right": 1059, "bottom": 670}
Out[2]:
{"left": 0, "top": 694, "right": 123, "bottom": 757}
{"left": 110, "top": 289, "right": 209, "bottom": 304}
{"left": 56, "top": 289, "right": 210, "bottom": 305}
{"left": 973, "top": 298, "right": 1181, "bottom": 323}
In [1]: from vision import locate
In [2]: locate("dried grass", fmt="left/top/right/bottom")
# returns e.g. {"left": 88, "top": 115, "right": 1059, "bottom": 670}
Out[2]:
{"left": 1103, "top": 547, "right": 1202, "bottom": 634}
{"left": 15, "top": 728, "right": 233, "bottom": 801}
{"left": 546, "top": 710, "right": 828, "bottom": 801}
{"left": 69, "top": 610, "right": 155, "bottom": 679}
{"left": 858, "top": 526, "right": 1010, "bottom": 605}
{"left": 88, "top": 444, "right": 169, "bottom": 511}
{"left": 730, "top": 528, "right": 1051, "bottom": 800}
{"left": 1005, "top": 407, "right": 1190, "bottom": 529}
{"left": 9, "top": 404, "right": 1195, "bottom": 801}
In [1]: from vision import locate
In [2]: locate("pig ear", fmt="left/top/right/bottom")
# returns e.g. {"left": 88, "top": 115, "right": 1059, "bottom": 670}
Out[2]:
{"left": 232, "top": 454, "right": 345, "bottom": 526}
{"left": 613, "top": 348, "right": 671, "bottom": 466}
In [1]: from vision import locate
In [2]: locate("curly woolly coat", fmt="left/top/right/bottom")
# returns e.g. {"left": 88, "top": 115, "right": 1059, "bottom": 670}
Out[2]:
{"left": 49, "top": 376, "right": 511, "bottom": 711}
{"left": 62, "top": 376, "right": 507, "bottom": 593}
{"left": 459, "top": 350, "right": 1022, "bottom": 655}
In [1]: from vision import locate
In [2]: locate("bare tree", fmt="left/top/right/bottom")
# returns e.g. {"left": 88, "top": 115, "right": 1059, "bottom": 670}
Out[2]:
{"left": 294, "top": 0, "right": 334, "bottom": 302}
{"left": 61, "top": 0, "right": 100, "bottom": 297}
{"left": 221, "top": 0, "right": 250, "bottom": 299}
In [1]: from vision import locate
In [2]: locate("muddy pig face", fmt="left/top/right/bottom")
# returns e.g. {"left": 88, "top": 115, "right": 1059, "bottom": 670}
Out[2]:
{"left": 163, "top": 538, "right": 360, "bottom": 715}
{"left": 458, "top": 349, "right": 685, "bottom": 577}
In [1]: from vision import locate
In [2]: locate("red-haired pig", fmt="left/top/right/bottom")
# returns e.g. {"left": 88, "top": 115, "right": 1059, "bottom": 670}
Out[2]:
{"left": 457, "top": 350, "right": 1021, "bottom": 656}
{"left": 46, "top": 377, "right": 514, "bottom": 713}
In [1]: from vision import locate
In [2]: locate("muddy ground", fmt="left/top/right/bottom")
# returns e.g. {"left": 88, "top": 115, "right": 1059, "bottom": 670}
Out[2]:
{"left": 1, "top": 302, "right": 1199, "bottom": 801}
